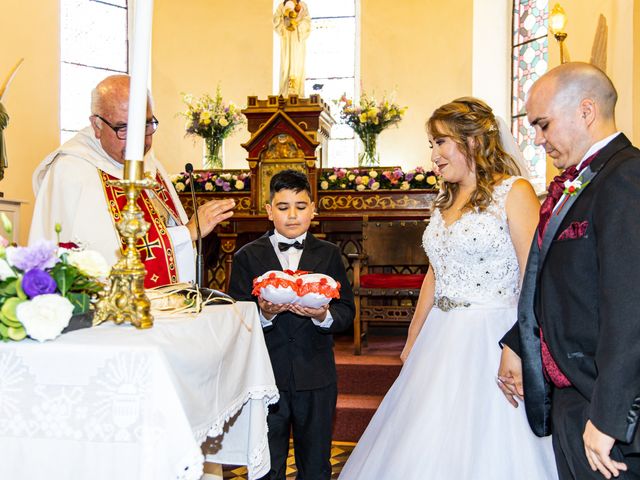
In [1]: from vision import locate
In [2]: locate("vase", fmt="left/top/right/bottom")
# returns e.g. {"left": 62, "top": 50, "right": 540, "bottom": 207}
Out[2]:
{"left": 203, "top": 136, "right": 224, "bottom": 169}
{"left": 358, "top": 132, "right": 379, "bottom": 167}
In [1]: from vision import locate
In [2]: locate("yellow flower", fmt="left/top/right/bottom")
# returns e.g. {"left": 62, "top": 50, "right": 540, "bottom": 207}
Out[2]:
{"left": 427, "top": 175, "right": 437, "bottom": 185}
{"left": 348, "top": 174, "right": 356, "bottom": 181}
{"left": 359, "top": 113, "right": 368, "bottom": 124}
{"left": 205, "top": 182, "right": 214, "bottom": 191}
{"left": 356, "top": 184, "right": 366, "bottom": 192}
{"left": 175, "top": 182, "right": 185, "bottom": 192}
{"left": 371, "top": 182, "right": 380, "bottom": 191}
{"left": 219, "top": 117, "right": 229, "bottom": 127}
{"left": 400, "top": 181, "right": 411, "bottom": 190}
{"left": 361, "top": 175, "right": 370, "bottom": 184}
{"left": 415, "top": 173, "right": 425, "bottom": 182}
{"left": 235, "top": 180, "right": 245, "bottom": 190}
{"left": 369, "top": 170, "right": 378, "bottom": 178}
{"left": 320, "top": 180, "right": 329, "bottom": 190}
{"left": 328, "top": 174, "right": 337, "bottom": 182}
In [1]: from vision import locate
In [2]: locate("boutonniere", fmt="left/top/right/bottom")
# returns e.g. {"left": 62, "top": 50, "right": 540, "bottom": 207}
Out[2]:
{"left": 563, "top": 177, "right": 590, "bottom": 196}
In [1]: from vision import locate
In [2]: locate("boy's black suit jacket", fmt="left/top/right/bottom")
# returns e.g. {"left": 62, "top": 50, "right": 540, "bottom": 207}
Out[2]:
{"left": 228, "top": 231, "right": 355, "bottom": 391}
{"left": 502, "top": 133, "right": 640, "bottom": 453}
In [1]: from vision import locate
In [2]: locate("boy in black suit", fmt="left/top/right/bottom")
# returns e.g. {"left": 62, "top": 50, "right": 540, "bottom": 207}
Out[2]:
{"left": 228, "top": 170, "right": 354, "bottom": 480}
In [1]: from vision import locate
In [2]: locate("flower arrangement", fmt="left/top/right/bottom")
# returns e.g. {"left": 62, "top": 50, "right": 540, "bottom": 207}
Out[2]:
{"left": 0, "top": 219, "right": 107, "bottom": 342}
{"left": 172, "top": 170, "right": 251, "bottom": 193}
{"left": 336, "top": 92, "right": 407, "bottom": 166}
{"left": 181, "top": 87, "right": 245, "bottom": 169}
{"left": 319, "top": 167, "right": 438, "bottom": 191}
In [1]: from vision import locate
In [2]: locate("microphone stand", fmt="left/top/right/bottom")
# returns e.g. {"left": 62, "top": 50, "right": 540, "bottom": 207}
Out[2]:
{"left": 185, "top": 163, "right": 204, "bottom": 288}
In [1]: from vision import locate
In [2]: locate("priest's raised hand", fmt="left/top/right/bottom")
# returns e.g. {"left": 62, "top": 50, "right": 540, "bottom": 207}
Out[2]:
{"left": 187, "top": 198, "right": 235, "bottom": 241}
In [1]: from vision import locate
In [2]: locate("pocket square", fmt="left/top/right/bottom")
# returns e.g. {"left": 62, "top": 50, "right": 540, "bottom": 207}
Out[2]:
{"left": 558, "top": 221, "right": 589, "bottom": 240}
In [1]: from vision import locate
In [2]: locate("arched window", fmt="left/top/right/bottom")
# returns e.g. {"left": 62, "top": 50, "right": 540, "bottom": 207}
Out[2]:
{"left": 60, "top": 0, "right": 129, "bottom": 143}
{"left": 511, "top": 0, "right": 549, "bottom": 192}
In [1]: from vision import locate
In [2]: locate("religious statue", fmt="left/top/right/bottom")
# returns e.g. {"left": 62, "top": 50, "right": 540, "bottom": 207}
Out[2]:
{"left": 273, "top": 0, "right": 311, "bottom": 98}
{"left": 0, "top": 58, "right": 24, "bottom": 186}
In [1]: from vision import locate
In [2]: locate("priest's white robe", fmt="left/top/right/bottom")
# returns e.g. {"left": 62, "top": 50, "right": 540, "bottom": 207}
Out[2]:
{"left": 29, "top": 127, "right": 196, "bottom": 283}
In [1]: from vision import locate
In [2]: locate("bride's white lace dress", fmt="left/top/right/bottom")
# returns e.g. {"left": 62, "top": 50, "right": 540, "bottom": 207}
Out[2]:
{"left": 339, "top": 177, "right": 558, "bottom": 480}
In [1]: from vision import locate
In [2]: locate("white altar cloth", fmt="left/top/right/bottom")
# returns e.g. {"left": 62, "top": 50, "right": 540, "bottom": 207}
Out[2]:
{"left": 0, "top": 301, "right": 278, "bottom": 480}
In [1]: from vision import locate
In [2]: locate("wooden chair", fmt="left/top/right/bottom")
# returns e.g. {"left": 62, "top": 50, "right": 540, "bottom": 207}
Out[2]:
{"left": 348, "top": 217, "right": 429, "bottom": 354}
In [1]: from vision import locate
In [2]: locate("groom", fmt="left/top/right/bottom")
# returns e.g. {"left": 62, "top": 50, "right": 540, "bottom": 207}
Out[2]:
{"left": 498, "top": 62, "right": 640, "bottom": 479}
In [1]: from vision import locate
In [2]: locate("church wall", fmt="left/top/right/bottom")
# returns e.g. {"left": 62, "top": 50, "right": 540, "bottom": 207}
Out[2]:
{"left": 151, "top": 0, "right": 274, "bottom": 175}
{"left": 545, "top": 0, "right": 639, "bottom": 180}
{"left": 151, "top": 0, "right": 475, "bottom": 174}
{"left": 0, "top": 1, "right": 60, "bottom": 245}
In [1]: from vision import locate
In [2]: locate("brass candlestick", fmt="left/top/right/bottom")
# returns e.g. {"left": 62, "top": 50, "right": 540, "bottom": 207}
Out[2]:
{"left": 94, "top": 159, "right": 156, "bottom": 329}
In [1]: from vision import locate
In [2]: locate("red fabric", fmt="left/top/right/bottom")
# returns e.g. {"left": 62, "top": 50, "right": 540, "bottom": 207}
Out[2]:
{"left": 557, "top": 221, "right": 589, "bottom": 241}
{"left": 360, "top": 273, "right": 425, "bottom": 289}
{"left": 540, "top": 328, "right": 572, "bottom": 388}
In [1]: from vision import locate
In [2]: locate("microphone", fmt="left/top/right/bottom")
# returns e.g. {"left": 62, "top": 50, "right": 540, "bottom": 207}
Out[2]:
{"left": 185, "top": 163, "right": 204, "bottom": 288}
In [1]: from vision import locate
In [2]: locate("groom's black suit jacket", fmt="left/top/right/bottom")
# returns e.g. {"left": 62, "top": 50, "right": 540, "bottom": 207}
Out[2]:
{"left": 503, "top": 133, "right": 640, "bottom": 453}
{"left": 228, "top": 231, "right": 355, "bottom": 391}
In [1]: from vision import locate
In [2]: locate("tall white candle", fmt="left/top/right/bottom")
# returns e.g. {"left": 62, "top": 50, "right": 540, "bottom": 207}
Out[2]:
{"left": 125, "top": 0, "right": 154, "bottom": 163}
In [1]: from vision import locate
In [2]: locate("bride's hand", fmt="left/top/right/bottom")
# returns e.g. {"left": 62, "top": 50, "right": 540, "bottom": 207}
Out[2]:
{"left": 400, "top": 341, "right": 413, "bottom": 363}
{"left": 497, "top": 346, "right": 524, "bottom": 407}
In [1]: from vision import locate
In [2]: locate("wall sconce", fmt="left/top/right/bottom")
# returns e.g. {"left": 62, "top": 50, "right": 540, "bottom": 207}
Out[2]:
{"left": 550, "top": 3, "right": 568, "bottom": 64}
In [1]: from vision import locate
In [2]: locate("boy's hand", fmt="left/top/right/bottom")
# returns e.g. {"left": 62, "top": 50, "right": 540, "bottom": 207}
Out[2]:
{"left": 287, "top": 303, "right": 330, "bottom": 321}
{"left": 258, "top": 297, "right": 289, "bottom": 319}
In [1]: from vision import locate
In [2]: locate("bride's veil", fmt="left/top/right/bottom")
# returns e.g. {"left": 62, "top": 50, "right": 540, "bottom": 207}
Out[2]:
{"left": 496, "top": 115, "right": 531, "bottom": 180}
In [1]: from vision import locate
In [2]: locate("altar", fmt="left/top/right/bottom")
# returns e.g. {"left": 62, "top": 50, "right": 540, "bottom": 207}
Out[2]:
{"left": 0, "top": 302, "right": 278, "bottom": 480}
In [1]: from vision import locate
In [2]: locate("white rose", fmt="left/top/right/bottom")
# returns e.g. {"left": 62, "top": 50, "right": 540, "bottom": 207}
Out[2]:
{"left": 0, "top": 258, "right": 16, "bottom": 281}
{"left": 219, "top": 117, "right": 229, "bottom": 127}
{"left": 415, "top": 174, "right": 425, "bottom": 182}
{"left": 67, "top": 250, "right": 111, "bottom": 278}
{"left": 221, "top": 173, "right": 232, "bottom": 180}
{"left": 371, "top": 182, "right": 380, "bottom": 191}
{"left": 175, "top": 182, "right": 185, "bottom": 192}
{"left": 356, "top": 184, "right": 366, "bottom": 191}
{"left": 369, "top": 170, "right": 378, "bottom": 178}
{"left": 320, "top": 181, "right": 329, "bottom": 190}
{"left": 400, "top": 181, "right": 411, "bottom": 190}
{"left": 235, "top": 180, "right": 245, "bottom": 190}
{"left": 348, "top": 174, "right": 356, "bottom": 181}
{"left": 17, "top": 294, "right": 74, "bottom": 342}
{"left": 205, "top": 182, "right": 214, "bottom": 191}
{"left": 328, "top": 174, "right": 337, "bottom": 182}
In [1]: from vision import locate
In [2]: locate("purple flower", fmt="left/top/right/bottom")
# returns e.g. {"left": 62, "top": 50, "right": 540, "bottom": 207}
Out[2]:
{"left": 6, "top": 240, "right": 59, "bottom": 271}
{"left": 215, "top": 177, "right": 224, "bottom": 187}
{"left": 405, "top": 173, "right": 414, "bottom": 182}
{"left": 222, "top": 182, "right": 231, "bottom": 192}
{"left": 21, "top": 269, "right": 57, "bottom": 298}
{"left": 393, "top": 168, "right": 403, "bottom": 179}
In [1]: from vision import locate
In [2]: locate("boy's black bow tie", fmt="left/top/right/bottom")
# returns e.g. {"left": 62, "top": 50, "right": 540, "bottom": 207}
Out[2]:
{"left": 278, "top": 240, "right": 304, "bottom": 252}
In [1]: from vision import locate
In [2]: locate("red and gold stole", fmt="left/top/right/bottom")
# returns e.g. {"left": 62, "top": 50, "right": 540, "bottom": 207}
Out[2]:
{"left": 99, "top": 170, "right": 181, "bottom": 288}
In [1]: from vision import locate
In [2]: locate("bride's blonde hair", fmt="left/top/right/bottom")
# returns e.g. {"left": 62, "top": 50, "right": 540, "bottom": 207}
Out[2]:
{"left": 427, "top": 97, "right": 522, "bottom": 212}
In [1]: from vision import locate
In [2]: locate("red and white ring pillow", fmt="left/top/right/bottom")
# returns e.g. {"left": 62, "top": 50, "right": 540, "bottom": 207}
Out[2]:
{"left": 252, "top": 270, "right": 341, "bottom": 308}
{"left": 294, "top": 273, "right": 340, "bottom": 308}
{"left": 252, "top": 270, "right": 298, "bottom": 304}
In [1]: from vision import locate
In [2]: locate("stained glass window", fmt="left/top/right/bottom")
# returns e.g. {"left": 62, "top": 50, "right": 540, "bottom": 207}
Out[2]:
{"left": 511, "top": 0, "right": 549, "bottom": 192}
{"left": 60, "top": 0, "right": 129, "bottom": 143}
{"left": 302, "top": 0, "right": 357, "bottom": 167}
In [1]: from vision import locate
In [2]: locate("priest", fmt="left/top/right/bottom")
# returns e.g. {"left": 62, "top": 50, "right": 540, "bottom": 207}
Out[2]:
{"left": 29, "top": 75, "right": 235, "bottom": 287}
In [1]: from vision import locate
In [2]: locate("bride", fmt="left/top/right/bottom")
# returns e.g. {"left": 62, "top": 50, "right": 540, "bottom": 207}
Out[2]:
{"left": 339, "top": 97, "right": 558, "bottom": 479}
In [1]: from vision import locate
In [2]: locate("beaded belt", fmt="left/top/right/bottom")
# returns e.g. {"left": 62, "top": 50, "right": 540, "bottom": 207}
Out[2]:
{"left": 434, "top": 296, "right": 471, "bottom": 312}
